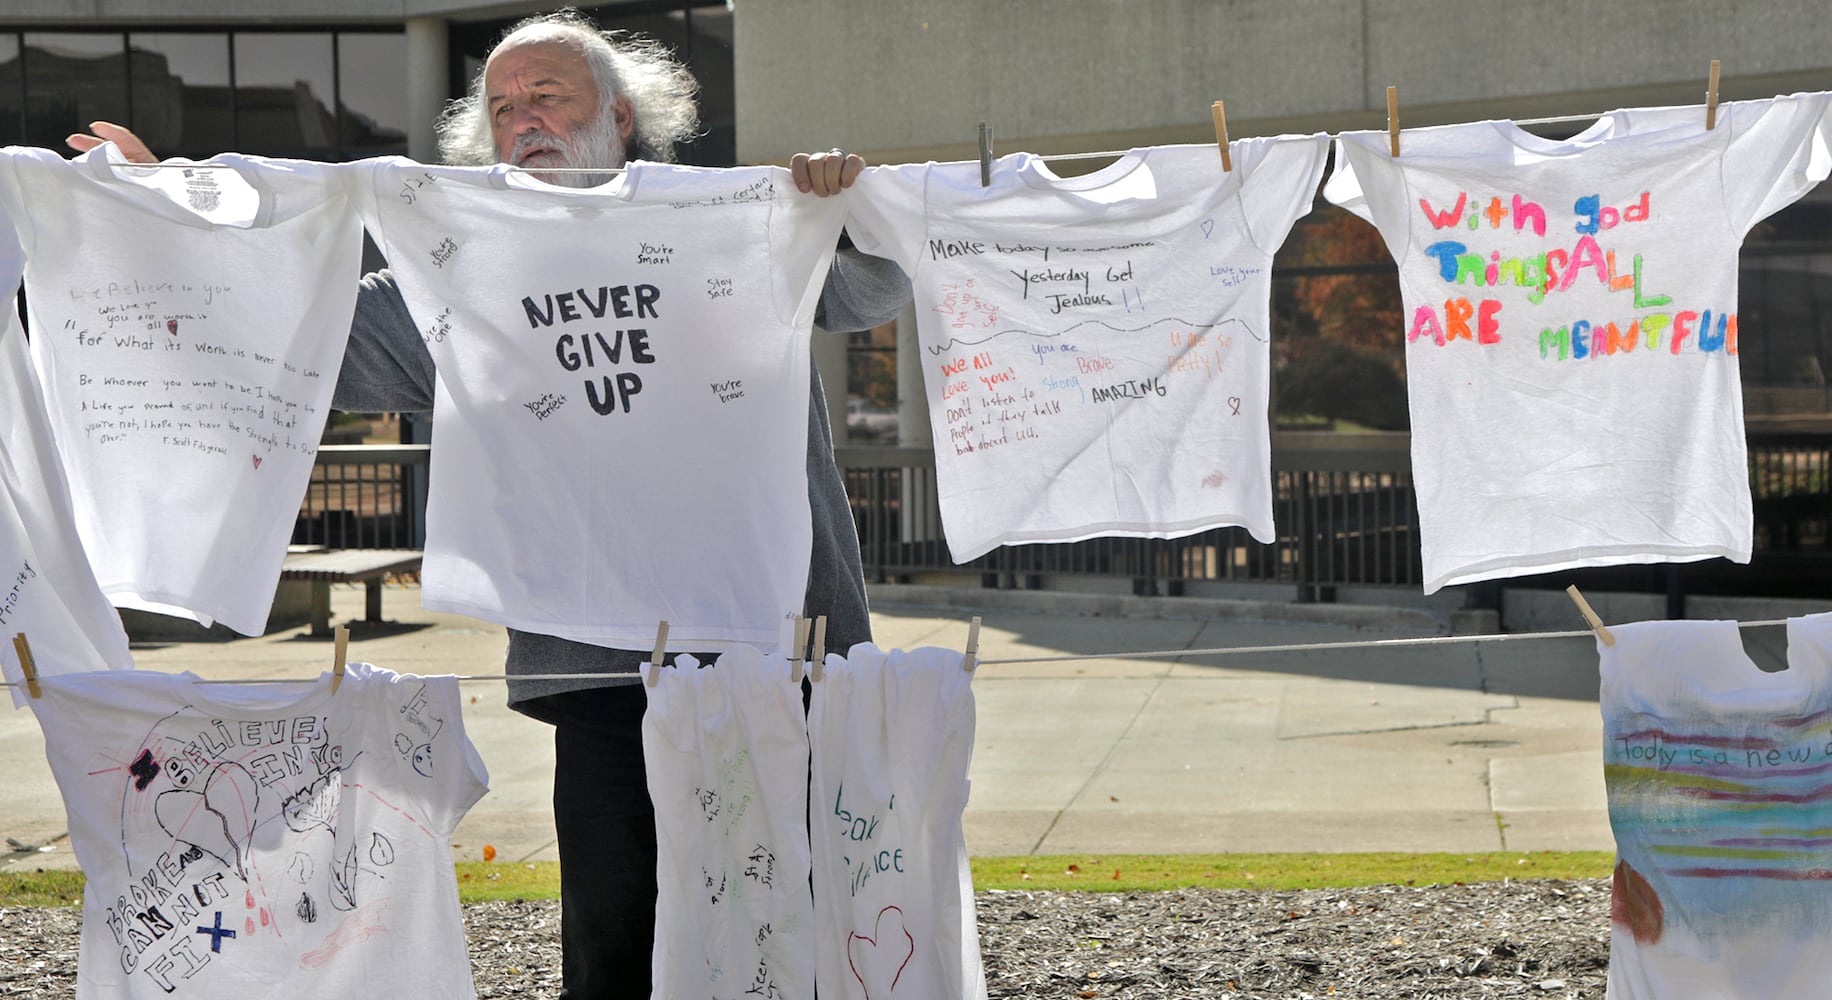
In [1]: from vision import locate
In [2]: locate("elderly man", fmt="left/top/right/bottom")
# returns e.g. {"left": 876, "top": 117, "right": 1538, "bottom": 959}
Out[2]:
{"left": 74, "top": 10, "right": 905, "bottom": 998}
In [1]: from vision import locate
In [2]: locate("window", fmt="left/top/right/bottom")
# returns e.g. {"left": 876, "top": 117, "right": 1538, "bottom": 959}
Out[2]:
{"left": 1272, "top": 197, "right": 1410, "bottom": 432}
{"left": 846, "top": 320, "right": 901, "bottom": 444}
{"left": 0, "top": 36, "right": 20, "bottom": 145}
{"left": 22, "top": 32, "right": 126, "bottom": 149}
{"left": 1740, "top": 188, "right": 1832, "bottom": 419}
{"left": 128, "top": 33, "right": 232, "bottom": 157}
{"left": 337, "top": 33, "right": 408, "bottom": 156}
{"left": 0, "top": 27, "right": 403, "bottom": 161}
{"left": 233, "top": 33, "right": 336, "bottom": 158}
{"left": 675, "top": 6, "right": 734, "bottom": 167}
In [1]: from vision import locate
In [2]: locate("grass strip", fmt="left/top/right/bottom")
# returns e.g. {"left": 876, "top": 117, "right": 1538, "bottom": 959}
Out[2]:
{"left": 2, "top": 851, "right": 1614, "bottom": 908}
{"left": 971, "top": 851, "right": 1616, "bottom": 892}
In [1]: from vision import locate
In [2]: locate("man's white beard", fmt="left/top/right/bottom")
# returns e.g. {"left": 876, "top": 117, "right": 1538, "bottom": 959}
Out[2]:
{"left": 507, "top": 109, "right": 626, "bottom": 188}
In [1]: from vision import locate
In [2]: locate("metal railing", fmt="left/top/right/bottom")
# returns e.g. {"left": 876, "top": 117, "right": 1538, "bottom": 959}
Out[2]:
{"left": 299, "top": 434, "right": 1829, "bottom": 599}
{"left": 296, "top": 444, "right": 429, "bottom": 549}
{"left": 839, "top": 432, "right": 1832, "bottom": 600}
{"left": 838, "top": 436, "right": 1419, "bottom": 600}
{"left": 1749, "top": 432, "right": 1832, "bottom": 553}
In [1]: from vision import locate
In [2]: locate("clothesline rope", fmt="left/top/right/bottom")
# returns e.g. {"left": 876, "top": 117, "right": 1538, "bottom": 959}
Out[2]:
{"left": 1026, "top": 112, "right": 1606, "bottom": 164}
{"left": 85, "top": 102, "right": 1686, "bottom": 175}
{"left": 1, "top": 617, "right": 1796, "bottom": 688}
{"left": 978, "top": 617, "right": 1794, "bottom": 664}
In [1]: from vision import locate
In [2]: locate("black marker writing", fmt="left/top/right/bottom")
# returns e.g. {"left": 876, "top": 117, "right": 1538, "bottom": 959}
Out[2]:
{"left": 522, "top": 284, "right": 660, "bottom": 327}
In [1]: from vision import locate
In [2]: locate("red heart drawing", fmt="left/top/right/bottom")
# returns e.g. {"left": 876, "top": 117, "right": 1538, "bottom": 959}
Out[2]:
{"left": 847, "top": 905, "right": 914, "bottom": 998}
{"left": 166, "top": 319, "right": 179, "bottom": 336}
{"left": 251, "top": 455, "right": 262, "bottom": 469}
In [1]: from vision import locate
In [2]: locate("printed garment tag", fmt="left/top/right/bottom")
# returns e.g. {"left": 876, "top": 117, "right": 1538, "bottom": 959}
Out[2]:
{"left": 121, "top": 162, "right": 263, "bottom": 227}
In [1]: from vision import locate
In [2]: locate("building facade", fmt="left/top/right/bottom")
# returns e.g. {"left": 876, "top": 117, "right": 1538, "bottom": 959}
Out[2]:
{"left": 4, "top": 0, "right": 1827, "bottom": 438}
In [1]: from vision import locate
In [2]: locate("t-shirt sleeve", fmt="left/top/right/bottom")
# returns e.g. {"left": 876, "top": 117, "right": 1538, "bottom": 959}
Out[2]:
{"left": 0, "top": 149, "right": 39, "bottom": 262}
{"left": 1719, "top": 91, "right": 1832, "bottom": 238}
{"left": 768, "top": 169, "right": 849, "bottom": 329}
{"left": 841, "top": 162, "right": 931, "bottom": 275}
{"left": 379, "top": 672, "right": 490, "bottom": 837}
{"left": 326, "top": 159, "right": 439, "bottom": 413}
{"left": 1322, "top": 134, "right": 1412, "bottom": 262}
{"left": 338, "top": 156, "right": 391, "bottom": 241}
{"left": 0, "top": 162, "right": 25, "bottom": 293}
{"left": 1238, "top": 133, "right": 1331, "bottom": 253}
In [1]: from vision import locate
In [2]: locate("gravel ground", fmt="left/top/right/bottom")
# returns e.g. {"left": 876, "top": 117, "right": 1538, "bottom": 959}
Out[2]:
{"left": 0, "top": 879, "right": 1612, "bottom": 998}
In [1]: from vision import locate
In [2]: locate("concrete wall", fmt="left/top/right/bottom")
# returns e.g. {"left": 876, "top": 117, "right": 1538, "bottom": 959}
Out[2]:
{"left": 735, "top": 0, "right": 1832, "bottom": 164}
{"left": 0, "top": 0, "right": 555, "bottom": 25}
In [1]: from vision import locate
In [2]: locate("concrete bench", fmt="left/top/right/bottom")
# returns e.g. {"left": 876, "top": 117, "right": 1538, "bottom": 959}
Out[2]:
{"left": 280, "top": 548, "right": 424, "bottom": 637}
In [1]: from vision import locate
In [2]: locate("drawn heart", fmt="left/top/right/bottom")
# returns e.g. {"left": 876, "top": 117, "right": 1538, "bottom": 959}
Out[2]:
{"left": 847, "top": 904, "right": 914, "bottom": 998}
{"left": 166, "top": 319, "right": 179, "bottom": 336}
{"left": 1199, "top": 218, "right": 1215, "bottom": 239}
{"left": 251, "top": 455, "right": 262, "bottom": 469}
{"left": 155, "top": 762, "right": 260, "bottom": 879}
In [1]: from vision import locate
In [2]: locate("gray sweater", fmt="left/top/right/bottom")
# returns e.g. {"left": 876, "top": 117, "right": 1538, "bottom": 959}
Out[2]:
{"left": 332, "top": 247, "right": 910, "bottom": 714}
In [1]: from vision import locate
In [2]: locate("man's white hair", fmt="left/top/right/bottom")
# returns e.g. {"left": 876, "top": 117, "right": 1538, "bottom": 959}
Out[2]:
{"left": 435, "top": 8, "right": 701, "bottom": 166}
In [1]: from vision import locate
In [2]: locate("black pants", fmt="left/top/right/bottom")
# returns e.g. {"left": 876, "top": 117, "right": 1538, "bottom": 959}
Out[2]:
{"left": 534, "top": 685, "right": 657, "bottom": 1000}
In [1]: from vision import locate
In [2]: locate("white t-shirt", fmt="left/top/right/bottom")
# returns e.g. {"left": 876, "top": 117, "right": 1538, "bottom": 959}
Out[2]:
{"left": 1600, "top": 613, "right": 1832, "bottom": 999}
{"left": 845, "top": 138, "right": 1328, "bottom": 561}
{"left": 0, "top": 145, "right": 361, "bottom": 633}
{"left": 30, "top": 662, "right": 489, "bottom": 999}
{"left": 808, "top": 643, "right": 985, "bottom": 1000}
{"left": 643, "top": 645, "right": 815, "bottom": 1000}
{"left": 0, "top": 219, "right": 133, "bottom": 708}
{"left": 348, "top": 158, "right": 845, "bottom": 651}
{"left": 1324, "top": 92, "right": 1832, "bottom": 593}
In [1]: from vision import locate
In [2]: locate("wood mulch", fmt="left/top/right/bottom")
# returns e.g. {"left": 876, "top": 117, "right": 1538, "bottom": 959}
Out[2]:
{"left": 0, "top": 879, "right": 1612, "bottom": 998}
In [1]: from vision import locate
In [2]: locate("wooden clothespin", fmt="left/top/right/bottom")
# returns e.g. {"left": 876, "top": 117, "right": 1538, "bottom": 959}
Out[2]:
{"left": 1210, "top": 101, "right": 1233, "bottom": 172}
{"left": 788, "top": 615, "right": 808, "bottom": 685}
{"left": 961, "top": 616, "right": 982, "bottom": 673}
{"left": 811, "top": 616, "right": 828, "bottom": 681}
{"left": 978, "top": 120, "right": 994, "bottom": 188}
{"left": 645, "top": 620, "right": 670, "bottom": 688}
{"left": 1386, "top": 86, "right": 1400, "bottom": 157}
{"left": 1705, "top": 59, "right": 1721, "bottom": 130}
{"left": 12, "top": 633, "right": 40, "bottom": 699}
{"left": 1565, "top": 586, "right": 1615, "bottom": 647}
{"left": 330, "top": 626, "right": 349, "bottom": 693}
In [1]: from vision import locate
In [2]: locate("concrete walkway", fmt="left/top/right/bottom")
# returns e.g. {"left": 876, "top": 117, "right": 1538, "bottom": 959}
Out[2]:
{"left": 0, "top": 581, "right": 1666, "bottom": 872}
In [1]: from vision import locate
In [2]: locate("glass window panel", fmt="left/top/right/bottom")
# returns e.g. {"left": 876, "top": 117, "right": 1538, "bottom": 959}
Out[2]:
{"left": 592, "top": 10, "right": 692, "bottom": 51}
{"left": 677, "top": 7, "right": 734, "bottom": 166}
{"left": 337, "top": 33, "right": 407, "bottom": 157}
{"left": 1272, "top": 271, "right": 1410, "bottom": 431}
{"left": 233, "top": 32, "right": 335, "bottom": 158}
{"left": 1740, "top": 257, "right": 1832, "bottom": 415}
{"left": 0, "top": 36, "right": 21, "bottom": 145}
{"left": 1739, "top": 194, "right": 1832, "bottom": 416}
{"left": 128, "top": 33, "right": 231, "bottom": 157}
{"left": 446, "top": 13, "right": 494, "bottom": 91}
{"left": 460, "top": 52, "right": 486, "bottom": 98}
{"left": 22, "top": 33, "right": 127, "bottom": 150}
{"left": 846, "top": 320, "right": 901, "bottom": 444}
{"left": 683, "top": 9, "right": 733, "bottom": 122}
